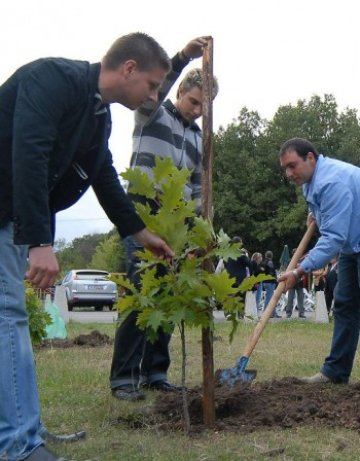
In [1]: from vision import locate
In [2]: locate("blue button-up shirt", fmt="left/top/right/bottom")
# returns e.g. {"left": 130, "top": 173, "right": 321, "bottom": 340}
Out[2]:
{"left": 300, "top": 155, "right": 360, "bottom": 273}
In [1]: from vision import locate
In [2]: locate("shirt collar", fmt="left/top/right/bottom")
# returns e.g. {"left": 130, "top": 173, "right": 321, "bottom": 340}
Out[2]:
{"left": 163, "top": 99, "right": 201, "bottom": 132}
{"left": 94, "top": 92, "right": 107, "bottom": 115}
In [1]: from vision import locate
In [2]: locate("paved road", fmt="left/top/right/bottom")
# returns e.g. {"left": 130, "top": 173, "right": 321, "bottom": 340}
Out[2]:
{"left": 69, "top": 310, "right": 119, "bottom": 324}
{"left": 68, "top": 308, "right": 315, "bottom": 324}
{"left": 69, "top": 309, "right": 227, "bottom": 324}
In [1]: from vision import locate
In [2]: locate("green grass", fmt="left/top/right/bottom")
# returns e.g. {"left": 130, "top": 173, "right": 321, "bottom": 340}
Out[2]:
{"left": 36, "top": 319, "right": 360, "bottom": 461}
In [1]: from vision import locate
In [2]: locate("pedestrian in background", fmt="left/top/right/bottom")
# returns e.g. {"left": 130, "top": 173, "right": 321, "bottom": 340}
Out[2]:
{"left": 250, "top": 252, "right": 264, "bottom": 310}
{"left": 261, "top": 250, "right": 280, "bottom": 318}
{"left": 285, "top": 249, "right": 306, "bottom": 319}
{"left": 324, "top": 256, "right": 338, "bottom": 314}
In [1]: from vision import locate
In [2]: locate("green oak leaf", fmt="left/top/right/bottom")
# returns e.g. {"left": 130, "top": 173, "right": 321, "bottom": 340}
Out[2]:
{"left": 239, "top": 274, "right": 274, "bottom": 292}
{"left": 121, "top": 168, "right": 156, "bottom": 199}
{"left": 144, "top": 309, "right": 166, "bottom": 332}
{"left": 117, "top": 294, "right": 139, "bottom": 313}
{"left": 188, "top": 217, "right": 214, "bottom": 247}
{"left": 153, "top": 157, "right": 184, "bottom": 183}
{"left": 204, "top": 271, "right": 239, "bottom": 302}
{"left": 111, "top": 274, "right": 136, "bottom": 294}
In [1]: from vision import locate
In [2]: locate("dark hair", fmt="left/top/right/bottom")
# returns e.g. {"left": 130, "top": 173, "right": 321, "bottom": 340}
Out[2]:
{"left": 231, "top": 236, "right": 242, "bottom": 244}
{"left": 265, "top": 250, "right": 273, "bottom": 259}
{"left": 279, "top": 137, "right": 319, "bottom": 160}
{"left": 103, "top": 32, "right": 171, "bottom": 72}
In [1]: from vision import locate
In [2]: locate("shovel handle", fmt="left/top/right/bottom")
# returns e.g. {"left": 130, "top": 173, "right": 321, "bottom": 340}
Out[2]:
{"left": 242, "top": 221, "right": 317, "bottom": 358}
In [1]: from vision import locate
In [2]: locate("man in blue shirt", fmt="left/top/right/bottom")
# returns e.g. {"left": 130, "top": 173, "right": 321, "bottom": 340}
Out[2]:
{"left": 278, "top": 137, "right": 360, "bottom": 384}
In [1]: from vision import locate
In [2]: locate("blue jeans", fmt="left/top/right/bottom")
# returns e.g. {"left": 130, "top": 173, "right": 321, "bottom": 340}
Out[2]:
{"left": 255, "top": 282, "right": 263, "bottom": 310}
{"left": 321, "top": 252, "right": 360, "bottom": 383}
{"left": 263, "top": 282, "right": 277, "bottom": 316}
{"left": 0, "top": 223, "right": 43, "bottom": 460}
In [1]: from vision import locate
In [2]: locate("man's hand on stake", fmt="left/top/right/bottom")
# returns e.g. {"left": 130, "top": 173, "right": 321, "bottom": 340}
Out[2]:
{"left": 181, "top": 36, "right": 212, "bottom": 61}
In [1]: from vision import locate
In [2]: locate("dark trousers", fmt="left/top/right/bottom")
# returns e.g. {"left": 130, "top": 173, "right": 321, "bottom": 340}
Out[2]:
{"left": 321, "top": 253, "right": 360, "bottom": 384}
{"left": 324, "top": 290, "right": 334, "bottom": 313}
{"left": 109, "top": 236, "right": 171, "bottom": 389}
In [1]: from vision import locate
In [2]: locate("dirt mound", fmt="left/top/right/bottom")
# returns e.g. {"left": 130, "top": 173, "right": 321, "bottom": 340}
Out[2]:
{"left": 73, "top": 330, "right": 112, "bottom": 346}
{"left": 40, "top": 330, "right": 113, "bottom": 348}
{"left": 153, "top": 378, "right": 360, "bottom": 433}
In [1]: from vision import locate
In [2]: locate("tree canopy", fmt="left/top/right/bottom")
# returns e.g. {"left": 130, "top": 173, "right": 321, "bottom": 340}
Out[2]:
{"left": 213, "top": 94, "right": 360, "bottom": 264}
{"left": 55, "top": 229, "right": 125, "bottom": 278}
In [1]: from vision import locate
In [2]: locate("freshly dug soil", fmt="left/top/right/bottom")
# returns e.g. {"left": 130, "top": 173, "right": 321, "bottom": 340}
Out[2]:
{"left": 152, "top": 378, "right": 360, "bottom": 433}
{"left": 40, "top": 330, "right": 113, "bottom": 348}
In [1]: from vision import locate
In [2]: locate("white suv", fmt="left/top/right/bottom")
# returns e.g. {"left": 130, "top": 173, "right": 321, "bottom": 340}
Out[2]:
{"left": 61, "top": 269, "right": 118, "bottom": 311}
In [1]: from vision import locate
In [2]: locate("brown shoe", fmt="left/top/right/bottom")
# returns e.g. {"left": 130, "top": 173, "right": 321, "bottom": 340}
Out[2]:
{"left": 300, "top": 372, "right": 331, "bottom": 383}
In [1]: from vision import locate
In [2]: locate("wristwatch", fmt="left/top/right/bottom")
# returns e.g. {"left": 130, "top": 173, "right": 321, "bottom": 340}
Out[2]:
{"left": 29, "top": 243, "right": 53, "bottom": 249}
{"left": 291, "top": 269, "right": 301, "bottom": 283}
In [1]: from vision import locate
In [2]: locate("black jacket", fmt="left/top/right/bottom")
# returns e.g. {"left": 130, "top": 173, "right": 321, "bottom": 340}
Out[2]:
{"left": 261, "top": 257, "right": 277, "bottom": 283}
{"left": 0, "top": 58, "right": 144, "bottom": 244}
{"left": 225, "top": 254, "right": 251, "bottom": 287}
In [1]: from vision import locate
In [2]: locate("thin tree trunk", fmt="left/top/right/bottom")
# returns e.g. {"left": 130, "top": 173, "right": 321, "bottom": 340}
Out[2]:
{"left": 180, "top": 320, "right": 191, "bottom": 434}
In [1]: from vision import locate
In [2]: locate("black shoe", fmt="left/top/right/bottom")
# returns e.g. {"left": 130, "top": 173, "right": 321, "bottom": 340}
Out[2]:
{"left": 286, "top": 314, "right": 292, "bottom": 319}
{"left": 271, "top": 314, "right": 282, "bottom": 319}
{"left": 143, "top": 380, "right": 183, "bottom": 392}
{"left": 299, "top": 314, "right": 307, "bottom": 319}
{"left": 25, "top": 445, "right": 77, "bottom": 461}
{"left": 111, "top": 385, "right": 145, "bottom": 401}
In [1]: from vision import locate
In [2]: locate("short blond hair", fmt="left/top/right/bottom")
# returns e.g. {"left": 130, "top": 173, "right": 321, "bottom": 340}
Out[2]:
{"left": 177, "top": 68, "right": 219, "bottom": 99}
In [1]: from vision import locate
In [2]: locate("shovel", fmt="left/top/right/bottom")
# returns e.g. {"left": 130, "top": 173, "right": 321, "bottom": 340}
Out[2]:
{"left": 216, "top": 222, "right": 316, "bottom": 386}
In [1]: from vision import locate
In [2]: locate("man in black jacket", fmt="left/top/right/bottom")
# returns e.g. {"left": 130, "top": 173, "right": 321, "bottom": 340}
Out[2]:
{"left": 0, "top": 33, "right": 173, "bottom": 461}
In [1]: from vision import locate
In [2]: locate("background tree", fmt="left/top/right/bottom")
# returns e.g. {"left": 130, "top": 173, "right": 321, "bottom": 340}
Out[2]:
{"left": 55, "top": 233, "right": 107, "bottom": 276}
{"left": 88, "top": 233, "right": 126, "bottom": 273}
{"left": 213, "top": 94, "right": 360, "bottom": 263}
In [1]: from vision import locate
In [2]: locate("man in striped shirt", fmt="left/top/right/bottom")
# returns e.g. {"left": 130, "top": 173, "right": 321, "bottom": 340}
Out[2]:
{"left": 110, "top": 36, "right": 219, "bottom": 401}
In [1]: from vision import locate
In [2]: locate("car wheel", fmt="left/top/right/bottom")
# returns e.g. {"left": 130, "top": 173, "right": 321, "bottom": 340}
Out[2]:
{"left": 94, "top": 305, "right": 103, "bottom": 312}
{"left": 67, "top": 299, "right": 74, "bottom": 311}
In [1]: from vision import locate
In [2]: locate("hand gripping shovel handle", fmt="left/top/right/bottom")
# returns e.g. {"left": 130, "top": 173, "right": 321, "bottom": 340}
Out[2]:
{"left": 242, "top": 221, "right": 317, "bottom": 358}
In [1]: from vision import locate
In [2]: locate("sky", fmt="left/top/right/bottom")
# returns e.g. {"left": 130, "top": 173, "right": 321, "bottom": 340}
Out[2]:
{"left": 2, "top": 0, "right": 360, "bottom": 243}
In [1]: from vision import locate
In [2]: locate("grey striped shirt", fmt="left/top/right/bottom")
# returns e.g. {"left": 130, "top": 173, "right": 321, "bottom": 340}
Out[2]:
{"left": 130, "top": 55, "right": 202, "bottom": 206}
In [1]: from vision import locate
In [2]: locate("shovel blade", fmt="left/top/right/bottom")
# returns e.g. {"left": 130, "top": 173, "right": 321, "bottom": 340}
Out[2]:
{"left": 216, "top": 366, "right": 257, "bottom": 386}
{"left": 216, "top": 356, "right": 257, "bottom": 386}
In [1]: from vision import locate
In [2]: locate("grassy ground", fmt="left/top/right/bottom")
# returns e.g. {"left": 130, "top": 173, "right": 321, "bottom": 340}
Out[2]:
{"left": 36, "top": 319, "right": 360, "bottom": 461}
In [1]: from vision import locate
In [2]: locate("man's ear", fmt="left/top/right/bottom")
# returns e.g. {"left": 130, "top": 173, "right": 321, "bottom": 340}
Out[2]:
{"left": 123, "top": 60, "right": 138, "bottom": 77}
{"left": 308, "top": 151, "right": 317, "bottom": 164}
{"left": 176, "top": 86, "right": 184, "bottom": 99}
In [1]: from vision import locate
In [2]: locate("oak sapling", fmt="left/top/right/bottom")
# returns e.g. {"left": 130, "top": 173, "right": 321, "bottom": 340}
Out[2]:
{"left": 116, "top": 157, "right": 269, "bottom": 429}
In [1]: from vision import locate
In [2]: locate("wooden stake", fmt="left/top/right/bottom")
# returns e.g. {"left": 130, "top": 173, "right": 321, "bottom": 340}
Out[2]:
{"left": 201, "top": 37, "right": 215, "bottom": 427}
